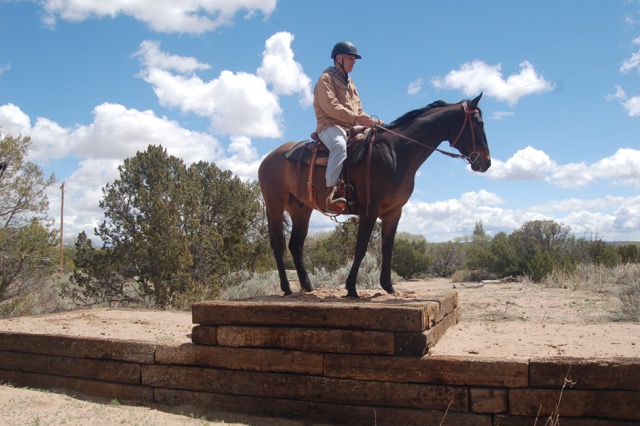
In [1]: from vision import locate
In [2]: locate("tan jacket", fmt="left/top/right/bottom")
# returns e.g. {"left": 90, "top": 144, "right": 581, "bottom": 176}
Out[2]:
{"left": 313, "top": 67, "right": 363, "bottom": 134}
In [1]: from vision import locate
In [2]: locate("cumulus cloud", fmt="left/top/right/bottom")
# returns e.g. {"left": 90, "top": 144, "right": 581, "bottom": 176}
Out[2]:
{"left": 620, "top": 36, "right": 640, "bottom": 74}
{"left": 399, "top": 189, "right": 517, "bottom": 241}
{"left": 607, "top": 85, "right": 640, "bottom": 117}
{"left": 407, "top": 78, "right": 424, "bottom": 95}
{"left": 41, "top": 0, "right": 277, "bottom": 34}
{"left": 486, "top": 146, "right": 557, "bottom": 181}
{"left": 487, "top": 146, "right": 640, "bottom": 189}
{"left": 396, "top": 188, "right": 640, "bottom": 243}
{"left": 0, "top": 103, "right": 31, "bottom": 136}
{"left": 432, "top": 60, "right": 554, "bottom": 105}
{"left": 1, "top": 102, "right": 225, "bottom": 241}
{"left": 257, "top": 32, "right": 313, "bottom": 106}
{"left": 135, "top": 33, "right": 311, "bottom": 138}
{"left": 0, "top": 32, "right": 314, "bottom": 242}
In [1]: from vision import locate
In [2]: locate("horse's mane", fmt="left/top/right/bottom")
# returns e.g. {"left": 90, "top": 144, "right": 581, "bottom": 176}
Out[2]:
{"left": 384, "top": 100, "right": 450, "bottom": 130}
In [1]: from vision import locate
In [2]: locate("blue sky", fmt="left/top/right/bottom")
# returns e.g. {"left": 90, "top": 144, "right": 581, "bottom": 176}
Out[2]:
{"left": 1, "top": 0, "right": 639, "bottom": 243}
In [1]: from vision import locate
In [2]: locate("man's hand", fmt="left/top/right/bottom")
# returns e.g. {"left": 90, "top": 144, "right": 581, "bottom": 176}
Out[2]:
{"left": 355, "top": 114, "right": 376, "bottom": 127}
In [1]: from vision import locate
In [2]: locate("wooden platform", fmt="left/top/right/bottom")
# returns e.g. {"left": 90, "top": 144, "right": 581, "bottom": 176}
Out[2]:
{"left": 191, "top": 291, "right": 459, "bottom": 357}
{"left": 1, "top": 292, "right": 640, "bottom": 424}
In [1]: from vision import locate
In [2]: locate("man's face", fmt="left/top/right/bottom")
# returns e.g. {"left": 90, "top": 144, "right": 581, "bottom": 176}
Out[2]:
{"left": 337, "top": 54, "right": 357, "bottom": 73}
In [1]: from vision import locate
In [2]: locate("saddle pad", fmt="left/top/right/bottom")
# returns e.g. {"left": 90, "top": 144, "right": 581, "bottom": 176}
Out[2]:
{"left": 284, "top": 139, "right": 368, "bottom": 166}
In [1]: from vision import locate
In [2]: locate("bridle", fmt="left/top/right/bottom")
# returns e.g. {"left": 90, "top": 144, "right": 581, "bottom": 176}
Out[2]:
{"left": 375, "top": 101, "right": 482, "bottom": 165}
{"left": 449, "top": 101, "right": 482, "bottom": 165}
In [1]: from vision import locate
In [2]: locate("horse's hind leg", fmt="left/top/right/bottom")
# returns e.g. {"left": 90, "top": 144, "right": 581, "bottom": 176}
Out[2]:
{"left": 265, "top": 209, "right": 293, "bottom": 295}
{"left": 288, "top": 206, "right": 314, "bottom": 292}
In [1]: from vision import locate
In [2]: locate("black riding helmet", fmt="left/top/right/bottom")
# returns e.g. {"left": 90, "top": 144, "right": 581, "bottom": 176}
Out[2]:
{"left": 331, "top": 41, "right": 361, "bottom": 60}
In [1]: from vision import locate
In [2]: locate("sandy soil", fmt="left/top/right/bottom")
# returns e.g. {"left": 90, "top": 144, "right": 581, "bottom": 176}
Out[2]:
{"left": 0, "top": 279, "right": 638, "bottom": 425}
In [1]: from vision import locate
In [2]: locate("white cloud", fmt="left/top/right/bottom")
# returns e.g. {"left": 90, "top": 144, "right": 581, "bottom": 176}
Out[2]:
{"left": 41, "top": 0, "right": 277, "bottom": 34}
{"left": 216, "top": 136, "right": 263, "bottom": 180}
{"left": 607, "top": 85, "right": 640, "bottom": 117}
{"left": 432, "top": 60, "right": 554, "bottom": 105}
{"left": 486, "top": 146, "right": 556, "bottom": 181}
{"left": 488, "top": 146, "right": 640, "bottom": 189}
{"left": 136, "top": 33, "right": 311, "bottom": 138}
{"left": 0, "top": 31, "right": 314, "bottom": 243}
{"left": 396, "top": 189, "right": 640, "bottom": 243}
{"left": 620, "top": 51, "right": 640, "bottom": 74}
{"left": 407, "top": 78, "right": 424, "bottom": 95}
{"left": 1, "top": 102, "right": 226, "bottom": 242}
{"left": 257, "top": 32, "right": 313, "bottom": 106}
{"left": 620, "top": 36, "right": 640, "bottom": 73}
{"left": 399, "top": 190, "right": 512, "bottom": 241}
{"left": 490, "top": 111, "right": 514, "bottom": 121}
{"left": 0, "top": 103, "right": 31, "bottom": 136}
{"left": 0, "top": 63, "right": 10, "bottom": 75}
{"left": 134, "top": 40, "right": 211, "bottom": 74}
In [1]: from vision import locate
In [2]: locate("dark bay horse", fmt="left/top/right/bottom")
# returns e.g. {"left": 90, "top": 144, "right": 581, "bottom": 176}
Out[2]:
{"left": 258, "top": 94, "right": 491, "bottom": 298}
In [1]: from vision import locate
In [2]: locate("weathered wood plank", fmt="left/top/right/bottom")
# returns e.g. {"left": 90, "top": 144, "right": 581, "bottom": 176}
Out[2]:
{"left": 493, "top": 414, "right": 637, "bottom": 426}
{"left": 191, "top": 325, "right": 217, "bottom": 345}
{"left": 192, "top": 296, "right": 457, "bottom": 332}
{"left": 324, "top": 354, "right": 529, "bottom": 387}
{"left": 509, "top": 388, "right": 640, "bottom": 421}
{"left": 0, "top": 351, "right": 140, "bottom": 384}
{"left": 155, "top": 387, "right": 490, "bottom": 426}
{"left": 470, "top": 388, "right": 508, "bottom": 413}
{"left": 215, "top": 325, "right": 395, "bottom": 355}
{"left": 155, "top": 344, "right": 324, "bottom": 375}
{"left": 143, "top": 364, "right": 468, "bottom": 411}
{"left": 0, "top": 369, "right": 153, "bottom": 403}
{"left": 394, "top": 308, "right": 461, "bottom": 357}
{"left": 0, "top": 332, "right": 155, "bottom": 364}
{"left": 530, "top": 357, "right": 640, "bottom": 390}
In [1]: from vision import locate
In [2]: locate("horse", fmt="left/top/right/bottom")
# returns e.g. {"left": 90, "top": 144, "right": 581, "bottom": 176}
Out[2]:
{"left": 258, "top": 93, "right": 491, "bottom": 298}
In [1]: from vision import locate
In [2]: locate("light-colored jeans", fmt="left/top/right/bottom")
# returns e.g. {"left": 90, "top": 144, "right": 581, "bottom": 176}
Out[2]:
{"left": 318, "top": 125, "right": 347, "bottom": 187}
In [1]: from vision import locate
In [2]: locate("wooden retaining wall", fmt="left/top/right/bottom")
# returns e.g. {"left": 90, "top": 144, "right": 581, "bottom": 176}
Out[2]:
{"left": 0, "top": 294, "right": 639, "bottom": 425}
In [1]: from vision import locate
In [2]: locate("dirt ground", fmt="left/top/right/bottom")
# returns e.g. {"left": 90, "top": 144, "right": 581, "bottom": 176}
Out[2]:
{"left": 0, "top": 278, "right": 638, "bottom": 425}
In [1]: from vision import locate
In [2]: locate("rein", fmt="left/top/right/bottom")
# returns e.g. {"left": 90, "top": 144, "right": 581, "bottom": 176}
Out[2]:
{"left": 375, "top": 101, "right": 480, "bottom": 165}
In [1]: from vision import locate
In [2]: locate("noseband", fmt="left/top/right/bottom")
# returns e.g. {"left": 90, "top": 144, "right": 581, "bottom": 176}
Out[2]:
{"left": 450, "top": 101, "right": 481, "bottom": 165}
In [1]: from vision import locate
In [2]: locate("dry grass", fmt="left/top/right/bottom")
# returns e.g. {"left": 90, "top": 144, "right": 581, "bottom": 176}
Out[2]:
{"left": 538, "top": 263, "right": 640, "bottom": 322}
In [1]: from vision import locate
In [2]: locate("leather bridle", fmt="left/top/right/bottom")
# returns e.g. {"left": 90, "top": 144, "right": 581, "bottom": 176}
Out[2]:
{"left": 375, "top": 101, "right": 483, "bottom": 165}
{"left": 449, "top": 101, "right": 482, "bottom": 165}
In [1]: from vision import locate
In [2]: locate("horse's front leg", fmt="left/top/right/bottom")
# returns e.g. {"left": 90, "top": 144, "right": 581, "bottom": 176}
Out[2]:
{"left": 345, "top": 215, "right": 378, "bottom": 298}
{"left": 288, "top": 207, "right": 314, "bottom": 292}
{"left": 379, "top": 209, "right": 402, "bottom": 294}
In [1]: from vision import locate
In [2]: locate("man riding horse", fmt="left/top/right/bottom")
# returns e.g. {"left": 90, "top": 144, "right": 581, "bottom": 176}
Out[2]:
{"left": 312, "top": 41, "right": 382, "bottom": 213}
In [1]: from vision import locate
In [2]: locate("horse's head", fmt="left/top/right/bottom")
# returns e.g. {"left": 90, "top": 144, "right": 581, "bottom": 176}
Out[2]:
{"left": 450, "top": 93, "right": 491, "bottom": 172}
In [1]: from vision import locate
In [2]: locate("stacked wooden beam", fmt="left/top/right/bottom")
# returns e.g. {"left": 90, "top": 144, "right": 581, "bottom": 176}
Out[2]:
{"left": 191, "top": 292, "right": 459, "bottom": 357}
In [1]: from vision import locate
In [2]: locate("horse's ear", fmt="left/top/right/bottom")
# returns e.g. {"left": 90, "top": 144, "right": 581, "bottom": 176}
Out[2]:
{"left": 470, "top": 92, "right": 483, "bottom": 109}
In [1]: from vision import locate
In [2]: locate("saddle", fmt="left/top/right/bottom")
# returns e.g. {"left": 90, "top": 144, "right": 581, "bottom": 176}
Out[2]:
{"left": 284, "top": 126, "right": 375, "bottom": 215}
{"left": 283, "top": 126, "right": 371, "bottom": 166}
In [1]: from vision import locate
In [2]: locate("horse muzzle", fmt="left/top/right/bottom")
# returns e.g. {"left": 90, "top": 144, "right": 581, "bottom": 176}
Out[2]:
{"left": 469, "top": 152, "right": 491, "bottom": 173}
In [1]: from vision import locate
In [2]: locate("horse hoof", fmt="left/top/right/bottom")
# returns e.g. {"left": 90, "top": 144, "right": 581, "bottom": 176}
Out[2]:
{"left": 283, "top": 289, "right": 293, "bottom": 296}
{"left": 382, "top": 285, "right": 396, "bottom": 295}
{"left": 345, "top": 291, "right": 359, "bottom": 299}
{"left": 301, "top": 282, "right": 314, "bottom": 293}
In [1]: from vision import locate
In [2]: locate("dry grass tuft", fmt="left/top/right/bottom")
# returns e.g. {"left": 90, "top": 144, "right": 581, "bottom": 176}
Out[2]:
{"left": 540, "top": 263, "right": 640, "bottom": 322}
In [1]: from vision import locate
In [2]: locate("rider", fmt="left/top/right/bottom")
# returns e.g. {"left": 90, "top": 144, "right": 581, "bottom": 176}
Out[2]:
{"left": 313, "top": 41, "right": 379, "bottom": 212}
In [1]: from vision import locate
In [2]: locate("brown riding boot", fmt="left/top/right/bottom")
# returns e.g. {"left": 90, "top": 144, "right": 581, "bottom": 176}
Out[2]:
{"left": 326, "top": 186, "right": 347, "bottom": 213}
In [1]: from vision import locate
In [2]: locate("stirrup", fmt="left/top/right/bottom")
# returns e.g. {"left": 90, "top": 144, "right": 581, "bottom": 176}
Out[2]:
{"left": 326, "top": 197, "right": 346, "bottom": 214}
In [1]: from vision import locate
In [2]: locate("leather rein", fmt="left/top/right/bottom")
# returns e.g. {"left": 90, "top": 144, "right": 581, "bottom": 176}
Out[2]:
{"left": 374, "top": 101, "right": 481, "bottom": 166}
